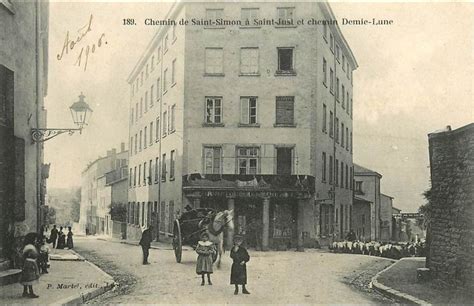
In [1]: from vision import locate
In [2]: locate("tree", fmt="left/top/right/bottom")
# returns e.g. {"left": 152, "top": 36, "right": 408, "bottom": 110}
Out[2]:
{"left": 109, "top": 202, "right": 127, "bottom": 222}
{"left": 44, "top": 206, "right": 56, "bottom": 225}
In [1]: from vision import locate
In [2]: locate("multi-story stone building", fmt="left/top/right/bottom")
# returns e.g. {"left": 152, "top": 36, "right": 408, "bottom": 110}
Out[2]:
{"left": 0, "top": 0, "right": 49, "bottom": 262}
{"left": 127, "top": 2, "right": 357, "bottom": 248}
{"left": 79, "top": 144, "right": 128, "bottom": 235}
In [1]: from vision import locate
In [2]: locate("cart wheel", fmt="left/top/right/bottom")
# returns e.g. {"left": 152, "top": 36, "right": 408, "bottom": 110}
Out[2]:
{"left": 173, "top": 220, "right": 182, "bottom": 263}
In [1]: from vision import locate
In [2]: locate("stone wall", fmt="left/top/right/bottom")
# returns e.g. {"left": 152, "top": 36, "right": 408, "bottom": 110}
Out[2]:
{"left": 427, "top": 123, "right": 474, "bottom": 290}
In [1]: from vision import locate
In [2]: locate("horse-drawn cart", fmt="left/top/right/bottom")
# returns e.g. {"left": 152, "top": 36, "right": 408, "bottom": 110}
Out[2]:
{"left": 172, "top": 208, "right": 233, "bottom": 265}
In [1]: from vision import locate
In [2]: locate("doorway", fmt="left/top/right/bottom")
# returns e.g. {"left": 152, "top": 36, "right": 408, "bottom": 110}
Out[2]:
{"left": 276, "top": 147, "right": 292, "bottom": 175}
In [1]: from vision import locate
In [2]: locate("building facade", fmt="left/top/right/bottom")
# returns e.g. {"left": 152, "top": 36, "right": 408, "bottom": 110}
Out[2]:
{"left": 0, "top": 0, "right": 49, "bottom": 259}
{"left": 380, "top": 193, "right": 393, "bottom": 241}
{"left": 79, "top": 144, "right": 128, "bottom": 235}
{"left": 127, "top": 2, "right": 357, "bottom": 248}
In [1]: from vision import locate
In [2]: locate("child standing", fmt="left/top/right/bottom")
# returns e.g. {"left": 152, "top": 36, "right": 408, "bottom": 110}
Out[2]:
{"left": 196, "top": 232, "right": 215, "bottom": 285}
{"left": 230, "top": 235, "right": 250, "bottom": 295}
{"left": 20, "top": 233, "right": 40, "bottom": 298}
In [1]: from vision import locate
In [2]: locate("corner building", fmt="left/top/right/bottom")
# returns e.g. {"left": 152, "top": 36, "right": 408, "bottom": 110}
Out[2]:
{"left": 127, "top": 2, "right": 357, "bottom": 249}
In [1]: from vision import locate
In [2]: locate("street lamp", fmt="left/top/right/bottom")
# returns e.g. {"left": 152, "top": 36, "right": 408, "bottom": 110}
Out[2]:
{"left": 31, "top": 92, "right": 93, "bottom": 142}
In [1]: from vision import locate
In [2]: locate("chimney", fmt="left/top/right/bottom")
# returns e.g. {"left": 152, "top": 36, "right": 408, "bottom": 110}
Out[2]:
{"left": 112, "top": 148, "right": 117, "bottom": 156}
{"left": 121, "top": 142, "right": 125, "bottom": 152}
{"left": 106, "top": 150, "right": 112, "bottom": 157}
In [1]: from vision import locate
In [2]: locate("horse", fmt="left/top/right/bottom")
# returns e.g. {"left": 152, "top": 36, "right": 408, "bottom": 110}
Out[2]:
{"left": 205, "top": 209, "right": 234, "bottom": 269}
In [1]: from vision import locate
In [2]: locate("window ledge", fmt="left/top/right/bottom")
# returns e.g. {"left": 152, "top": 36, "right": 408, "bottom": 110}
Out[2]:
{"left": 171, "top": 82, "right": 177, "bottom": 88}
{"left": 274, "top": 123, "right": 296, "bottom": 128}
{"left": 170, "top": 177, "right": 175, "bottom": 181}
{"left": 238, "top": 123, "right": 260, "bottom": 128}
{"left": 202, "top": 122, "right": 225, "bottom": 127}
{"left": 323, "top": 82, "right": 327, "bottom": 88}
{"left": 275, "top": 70, "right": 297, "bottom": 76}
{"left": 239, "top": 73, "right": 260, "bottom": 77}
{"left": 204, "top": 73, "right": 225, "bottom": 77}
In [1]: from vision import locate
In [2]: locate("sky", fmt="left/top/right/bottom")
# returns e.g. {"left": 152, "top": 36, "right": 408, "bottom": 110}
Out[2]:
{"left": 44, "top": 1, "right": 474, "bottom": 213}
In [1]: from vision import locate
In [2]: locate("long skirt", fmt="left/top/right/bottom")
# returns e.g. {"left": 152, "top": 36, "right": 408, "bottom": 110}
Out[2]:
{"left": 230, "top": 263, "right": 247, "bottom": 284}
{"left": 196, "top": 254, "right": 213, "bottom": 274}
{"left": 21, "top": 259, "right": 40, "bottom": 285}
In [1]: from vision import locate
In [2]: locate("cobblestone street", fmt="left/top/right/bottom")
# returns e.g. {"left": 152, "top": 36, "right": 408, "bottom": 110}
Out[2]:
{"left": 75, "top": 237, "right": 394, "bottom": 304}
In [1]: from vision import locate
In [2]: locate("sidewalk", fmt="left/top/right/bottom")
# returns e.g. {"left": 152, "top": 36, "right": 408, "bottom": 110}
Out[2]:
{"left": 0, "top": 248, "right": 114, "bottom": 305}
{"left": 95, "top": 235, "right": 192, "bottom": 251}
{"left": 372, "top": 257, "right": 472, "bottom": 304}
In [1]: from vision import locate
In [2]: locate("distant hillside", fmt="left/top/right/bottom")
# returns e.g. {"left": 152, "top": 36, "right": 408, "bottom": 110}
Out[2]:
{"left": 47, "top": 186, "right": 81, "bottom": 226}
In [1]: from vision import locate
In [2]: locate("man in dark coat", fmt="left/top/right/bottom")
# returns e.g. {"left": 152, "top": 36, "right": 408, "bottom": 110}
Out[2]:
{"left": 50, "top": 225, "right": 58, "bottom": 249}
{"left": 139, "top": 226, "right": 153, "bottom": 265}
{"left": 230, "top": 235, "right": 250, "bottom": 295}
{"left": 346, "top": 229, "right": 357, "bottom": 242}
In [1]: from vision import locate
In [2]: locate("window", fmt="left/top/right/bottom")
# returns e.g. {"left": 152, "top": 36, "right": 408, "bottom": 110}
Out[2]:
{"left": 162, "top": 111, "right": 167, "bottom": 136}
{"left": 335, "top": 159, "right": 339, "bottom": 186}
{"left": 277, "top": 48, "right": 294, "bottom": 73}
{"left": 138, "top": 164, "right": 142, "bottom": 186}
{"left": 164, "top": 34, "right": 169, "bottom": 52}
{"left": 150, "top": 85, "right": 154, "bottom": 108}
{"left": 346, "top": 92, "right": 349, "bottom": 114}
{"left": 330, "top": 69, "right": 334, "bottom": 93}
{"left": 171, "top": 59, "right": 176, "bottom": 85}
{"left": 139, "top": 130, "right": 143, "bottom": 151}
{"left": 323, "top": 23, "right": 328, "bottom": 40}
{"left": 150, "top": 122, "right": 154, "bottom": 145}
{"left": 341, "top": 123, "right": 345, "bottom": 147}
{"left": 350, "top": 167, "right": 353, "bottom": 190}
{"left": 140, "top": 72, "right": 144, "bottom": 86}
{"left": 205, "top": 48, "right": 223, "bottom": 75}
{"left": 141, "top": 202, "right": 145, "bottom": 226}
{"left": 205, "top": 97, "right": 222, "bottom": 124}
{"left": 342, "top": 55, "right": 346, "bottom": 71}
{"left": 329, "top": 111, "right": 334, "bottom": 138}
{"left": 140, "top": 98, "right": 143, "bottom": 117}
{"left": 163, "top": 69, "right": 168, "bottom": 92}
{"left": 205, "top": 9, "right": 224, "bottom": 27}
{"left": 151, "top": 56, "right": 155, "bottom": 70}
{"left": 350, "top": 98, "right": 353, "bottom": 118}
{"left": 322, "top": 104, "right": 327, "bottom": 133}
{"left": 144, "top": 126, "right": 147, "bottom": 149}
{"left": 329, "top": 155, "right": 333, "bottom": 184}
{"left": 275, "top": 96, "right": 294, "bottom": 125}
{"left": 161, "top": 153, "right": 167, "bottom": 181}
{"left": 240, "top": 48, "right": 259, "bottom": 75}
{"left": 355, "top": 181, "right": 363, "bottom": 193}
{"left": 145, "top": 91, "right": 148, "bottom": 112}
{"left": 240, "top": 97, "right": 258, "bottom": 125}
{"left": 143, "top": 162, "right": 147, "bottom": 185}
{"left": 346, "top": 127, "right": 349, "bottom": 150}
{"left": 340, "top": 161, "right": 344, "bottom": 188}
{"left": 157, "top": 47, "right": 161, "bottom": 62}
{"left": 134, "top": 166, "right": 137, "bottom": 186}
{"left": 277, "top": 7, "right": 294, "bottom": 23}
{"left": 170, "top": 104, "right": 176, "bottom": 132}
{"left": 155, "top": 157, "right": 160, "bottom": 182}
{"left": 172, "top": 23, "right": 177, "bottom": 40}
{"left": 241, "top": 8, "right": 259, "bottom": 25}
{"left": 336, "top": 44, "right": 340, "bottom": 61}
{"left": 350, "top": 132, "right": 353, "bottom": 153}
{"left": 170, "top": 150, "right": 175, "bottom": 180}
{"left": 330, "top": 33, "right": 334, "bottom": 52}
{"left": 342, "top": 85, "right": 345, "bottom": 108}
{"left": 149, "top": 160, "right": 153, "bottom": 184}
{"left": 204, "top": 147, "right": 222, "bottom": 174}
{"left": 155, "top": 117, "right": 160, "bottom": 142}
{"left": 160, "top": 201, "right": 166, "bottom": 232}
{"left": 336, "top": 78, "right": 340, "bottom": 100}
{"left": 129, "top": 168, "right": 132, "bottom": 187}
{"left": 134, "top": 134, "right": 138, "bottom": 154}
{"left": 130, "top": 137, "right": 133, "bottom": 156}
{"left": 146, "top": 64, "right": 149, "bottom": 79}
{"left": 156, "top": 78, "right": 161, "bottom": 100}
{"left": 323, "top": 58, "right": 327, "bottom": 85}
{"left": 322, "top": 152, "right": 327, "bottom": 182}
{"left": 335, "top": 117, "right": 339, "bottom": 143}
{"left": 347, "top": 62, "right": 350, "bottom": 78}
{"left": 345, "top": 164, "right": 349, "bottom": 189}
{"left": 135, "top": 103, "right": 138, "bottom": 121}
{"left": 237, "top": 147, "right": 259, "bottom": 175}
{"left": 131, "top": 108, "right": 134, "bottom": 124}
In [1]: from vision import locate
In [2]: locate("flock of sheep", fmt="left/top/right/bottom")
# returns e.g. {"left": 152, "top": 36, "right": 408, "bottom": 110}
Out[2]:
{"left": 330, "top": 240, "right": 427, "bottom": 259}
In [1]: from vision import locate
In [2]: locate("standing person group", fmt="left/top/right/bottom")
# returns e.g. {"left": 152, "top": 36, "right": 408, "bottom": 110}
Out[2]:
{"left": 48, "top": 225, "right": 73, "bottom": 249}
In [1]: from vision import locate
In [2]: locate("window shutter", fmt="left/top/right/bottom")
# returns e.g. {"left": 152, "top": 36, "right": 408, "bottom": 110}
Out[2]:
{"left": 14, "top": 136, "right": 25, "bottom": 221}
{"left": 276, "top": 96, "right": 294, "bottom": 125}
{"left": 241, "top": 98, "right": 249, "bottom": 124}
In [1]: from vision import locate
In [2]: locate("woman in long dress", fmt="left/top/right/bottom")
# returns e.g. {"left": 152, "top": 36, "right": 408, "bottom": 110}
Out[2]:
{"left": 195, "top": 232, "right": 215, "bottom": 285}
{"left": 230, "top": 235, "right": 250, "bottom": 295}
{"left": 66, "top": 226, "right": 74, "bottom": 249}
{"left": 57, "top": 227, "right": 66, "bottom": 249}
{"left": 20, "top": 233, "right": 40, "bottom": 298}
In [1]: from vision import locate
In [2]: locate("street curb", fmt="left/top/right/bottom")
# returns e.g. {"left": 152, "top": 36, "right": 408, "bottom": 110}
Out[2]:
{"left": 49, "top": 250, "right": 85, "bottom": 262}
{"left": 371, "top": 258, "right": 431, "bottom": 305}
{"left": 52, "top": 257, "right": 116, "bottom": 306}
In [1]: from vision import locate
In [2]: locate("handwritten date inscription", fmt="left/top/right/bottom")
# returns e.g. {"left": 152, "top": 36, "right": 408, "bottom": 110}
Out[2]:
{"left": 56, "top": 14, "right": 108, "bottom": 72}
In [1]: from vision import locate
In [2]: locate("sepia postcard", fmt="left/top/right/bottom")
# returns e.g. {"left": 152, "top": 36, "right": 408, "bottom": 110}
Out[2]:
{"left": 0, "top": 0, "right": 473, "bottom": 304}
